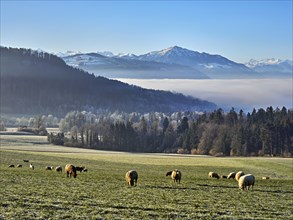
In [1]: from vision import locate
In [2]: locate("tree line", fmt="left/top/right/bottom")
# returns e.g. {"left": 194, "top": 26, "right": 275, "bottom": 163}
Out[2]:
{"left": 48, "top": 107, "right": 293, "bottom": 157}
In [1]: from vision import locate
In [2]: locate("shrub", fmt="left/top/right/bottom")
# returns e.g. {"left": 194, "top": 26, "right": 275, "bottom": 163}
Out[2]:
{"left": 48, "top": 133, "right": 64, "bottom": 145}
{"left": 177, "top": 148, "right": 189, "bottom": 154}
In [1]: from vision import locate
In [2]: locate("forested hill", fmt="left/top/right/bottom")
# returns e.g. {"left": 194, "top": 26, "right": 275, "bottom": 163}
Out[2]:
{"left": 0, "top": 47, "right": 216, "bottom": 116}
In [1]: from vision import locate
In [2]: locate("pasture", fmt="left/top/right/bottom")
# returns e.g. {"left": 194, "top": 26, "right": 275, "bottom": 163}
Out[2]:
{"left": 1, "top": 135, "right": 292, "bottom": 219}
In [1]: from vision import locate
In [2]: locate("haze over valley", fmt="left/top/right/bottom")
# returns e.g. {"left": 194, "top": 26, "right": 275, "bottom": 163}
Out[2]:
{"left": 116, "top": 78, "right": 292, "bottom": 112}
{"left": 59, "top": 45, "right": 292, "bottom": 111}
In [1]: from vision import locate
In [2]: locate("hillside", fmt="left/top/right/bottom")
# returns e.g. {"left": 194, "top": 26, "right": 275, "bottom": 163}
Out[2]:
{"left": 0, "top": 47, "right": 216, "bottom": 116}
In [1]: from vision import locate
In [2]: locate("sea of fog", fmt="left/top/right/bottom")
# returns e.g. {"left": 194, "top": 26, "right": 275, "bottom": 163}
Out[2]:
{"left": 114, "top": 78, "right": 292, "bottom": 112}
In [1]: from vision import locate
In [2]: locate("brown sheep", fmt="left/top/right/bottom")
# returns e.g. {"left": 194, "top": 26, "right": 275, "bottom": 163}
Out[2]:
{"left": 65, "top": 164, "right": 77, "bottom": 178}
{"left": 227, "top": 172, "right": 236, "bottom": 179}
{"left": 235, "top": 171, "right": 245, "bottom": 182}
{"left": 8, "top": 164, "right": 15, "bottom": 168}
{"left": 166, "top": 169, "right": 182, "bottom": 184}
{"left": 125, "top": 170, "right": 138, "bottom": 187}
{"left": 55, "top": 166, "right": 62, "bottom": 173}
{"left": 208, "top": 172, "right": 220, "bottom": 179}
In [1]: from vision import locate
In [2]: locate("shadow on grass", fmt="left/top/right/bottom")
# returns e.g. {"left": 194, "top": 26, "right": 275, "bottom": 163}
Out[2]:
{"left": 196, "top": 183, "right": 236, "bottom": 189}
{"left": 253, "top": 188, "right": 293, "bottom": 194}
{"left": 144, "top": 185, "right": 199, "bottom": 191}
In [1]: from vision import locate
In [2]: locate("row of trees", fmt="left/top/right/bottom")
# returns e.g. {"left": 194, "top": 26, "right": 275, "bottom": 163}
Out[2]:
{"left": 1, "top": 114, "right": 59, "bottom": 128}
{"left": 48, "top": 107, "right": 293, "bottom": 157}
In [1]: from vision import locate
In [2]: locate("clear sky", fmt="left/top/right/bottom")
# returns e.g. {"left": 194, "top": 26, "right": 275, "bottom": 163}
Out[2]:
{"left": 1, "top": 0, "right": 292, "bottom": 63}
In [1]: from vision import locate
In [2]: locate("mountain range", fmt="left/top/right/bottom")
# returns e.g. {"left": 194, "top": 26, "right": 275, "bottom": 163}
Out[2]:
{"left": 245, "top": 58, "right": 293, "bottom": 78}
{"left": 61, "top": 46, "right": 292, "bottom": 79}
{"left": 0, "top": 46, "right": 216, "bottom": 116}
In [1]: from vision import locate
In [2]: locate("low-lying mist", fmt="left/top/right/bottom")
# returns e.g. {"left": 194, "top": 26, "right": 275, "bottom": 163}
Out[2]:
{"left": 115, "top": 78, "right": 292, "bottom": 112}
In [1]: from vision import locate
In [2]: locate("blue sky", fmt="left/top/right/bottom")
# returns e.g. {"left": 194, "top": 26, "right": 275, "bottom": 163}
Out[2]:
{"left": 1, "top": 0, "right": 292, "bottom": 63}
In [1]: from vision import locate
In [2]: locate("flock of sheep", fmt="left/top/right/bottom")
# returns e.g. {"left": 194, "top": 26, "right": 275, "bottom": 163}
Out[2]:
{"left": 208, "top": 171, "right": 255, "bottom": 190}
{"left": 8, "top": 161, "right": 87, "bottom": 178}
{"left": 8, "top": 161, "right": 260, "bottom": 190}
{"left": 124, "top": 170, "right": 256, "bottom": 190}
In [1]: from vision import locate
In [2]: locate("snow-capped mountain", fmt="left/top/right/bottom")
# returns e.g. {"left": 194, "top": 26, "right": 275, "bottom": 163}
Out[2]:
{"left": 136, "top": 46, "right": 257, "bottom": 78}
{"left": 245, "top": 58, "right": 283, "bottom": 68}
{"left": 115, "top": 53, "right": 138, "bottom": 59}
{"left": 97, "top": 51, "right": 115, "bottom": 57}
{"left": 56, "top": 50, "right": 82, "bottom": 57}
{"left": 63, "top": 53, "right": 110, "bottom": 68}
{"left": 245, "top": 59, "right": 292, "bottom": 78}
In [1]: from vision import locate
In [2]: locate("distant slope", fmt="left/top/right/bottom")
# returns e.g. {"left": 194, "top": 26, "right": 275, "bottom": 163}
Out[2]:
{"left": 245, "top": 59, "right": 293, "bottom": 78}
{"left": 0, "top": 47, "right": 216, "bottom": 116}
{"left": 63, "top": 52, "right": 208, "bottom": 79}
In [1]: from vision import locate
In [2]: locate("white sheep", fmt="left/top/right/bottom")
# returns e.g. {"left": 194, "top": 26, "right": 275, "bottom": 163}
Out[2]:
{"left": 235, "top": 171, "right": 245, "bottom": 182}
{"left": 238, "top": 174, "right": 255, "bottom": 190}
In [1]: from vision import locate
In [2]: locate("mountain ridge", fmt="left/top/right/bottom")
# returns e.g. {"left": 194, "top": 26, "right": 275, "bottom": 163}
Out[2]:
{"left": 59, "top": 46, "right": 292, "bottom": 79}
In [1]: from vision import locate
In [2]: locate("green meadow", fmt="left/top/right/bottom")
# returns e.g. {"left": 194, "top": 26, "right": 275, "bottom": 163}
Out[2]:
{"left": 1, "top": 135, "right": 292, "bottom": 219}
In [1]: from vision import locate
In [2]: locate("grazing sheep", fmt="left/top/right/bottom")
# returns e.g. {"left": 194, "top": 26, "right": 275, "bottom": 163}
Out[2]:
{"left": 23, "top": 160, "right": 29, "bottom": 163}
{"left": 16, "top": 164, "right": 22, "bottom": 168}
{"left": 262, "top": 176, "right": 270, "bottom": 180}
{"left": 208, "top": 172, "right": 220, "bottom": 179}
{"left": 30, "top": 164, "right": 34, "bottom": 170}
{"left": 82, "top": 168, "right": 88, "bottom": 172}
{"left": 8, "top": 164, "right": 15, "bottom": 168}
{"left": 235, "top": 171, "right": 245, "bottom": 182}
{"left": 125, "top": 170, "right": 138, "bottom": 187}
{"left": 75, "top": 166, "right": 85, "bottom": 173}
{"left": 65, "top": 164, "right": 77, "bottom": 178}
{"left": 166, "top": 169, "right": 182, "bottom": 184}
{"left": 239, "top": 174, "right": 255, "bottom": 190}
{"left": 221, "top": 175, "right": 227, "bottom": 179}
{"left": 227, "top": 172, "right": 236, "bottom": 179}
{"left": 45, "top": 166, "right": 54, "bottom": 170}
{"left": 55, "top": 166, "right": 62, "bottom": 173}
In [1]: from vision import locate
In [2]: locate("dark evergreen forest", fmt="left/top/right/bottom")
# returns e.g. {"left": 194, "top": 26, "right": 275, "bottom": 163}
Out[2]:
{"left": 48, "top": 107, "right": 293, "bottom": 157}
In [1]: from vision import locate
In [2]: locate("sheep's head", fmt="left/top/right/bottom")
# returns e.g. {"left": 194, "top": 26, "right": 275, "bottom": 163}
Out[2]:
{"left": 166, "top": 171, "right": 172, "bottom": 176}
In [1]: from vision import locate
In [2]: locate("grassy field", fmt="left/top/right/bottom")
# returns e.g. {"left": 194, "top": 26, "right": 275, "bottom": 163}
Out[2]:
{"left": 1, "top": 135, "right": 292, "bottom": 219}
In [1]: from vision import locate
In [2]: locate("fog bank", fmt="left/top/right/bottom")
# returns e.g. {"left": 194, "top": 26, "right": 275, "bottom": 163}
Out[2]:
{"left": 115, "top": 79, "right": 292, "bottom": 111}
